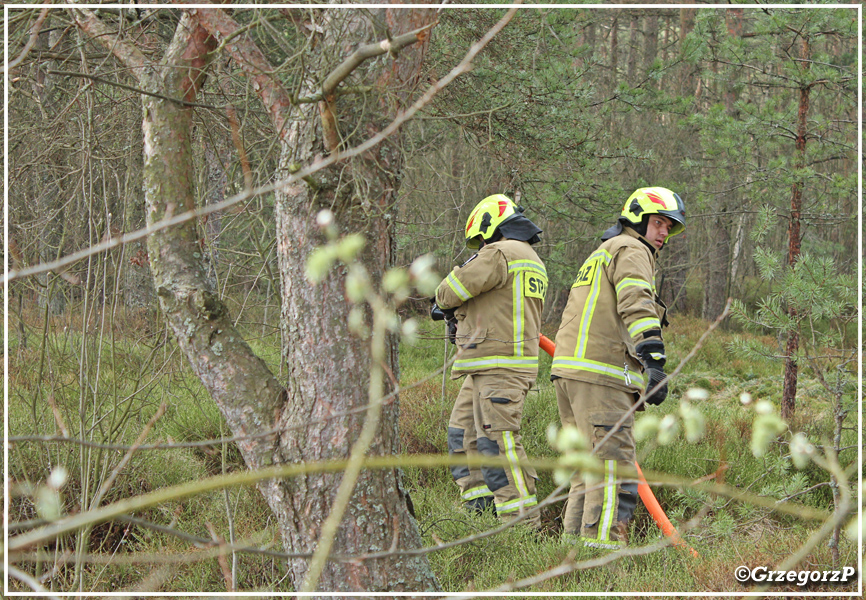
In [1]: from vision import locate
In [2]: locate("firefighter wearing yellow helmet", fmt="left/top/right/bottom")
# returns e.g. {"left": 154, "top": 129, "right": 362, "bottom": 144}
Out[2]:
{"left": 551, "top": 186, "right": 686, "bottom": 549}
{"left": 432, "top": 194, "right": 546, "bottom": 527}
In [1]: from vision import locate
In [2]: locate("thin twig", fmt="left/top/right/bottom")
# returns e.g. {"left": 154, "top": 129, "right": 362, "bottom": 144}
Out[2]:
{"left": 6, "top": 564, "right": 64, "bottom": 600}
{"left": 45, "top": 394, "right": 70, "bottom": 438}
{"left": 5, "top": 7, "right": 50, "bottom": 73}
{"left": 46, "top": 70, "right": 220, "bottom": 109}
{"left": 89, "top": 402, "right": 167, "bottom": 510}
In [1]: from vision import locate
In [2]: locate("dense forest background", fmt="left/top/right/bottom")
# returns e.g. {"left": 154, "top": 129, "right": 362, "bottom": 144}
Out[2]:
{"left": 4, "top": 4, "right": 860, "bottom": 595}
{"left": 8, "top": 6, "right": 859, "bottom": 323}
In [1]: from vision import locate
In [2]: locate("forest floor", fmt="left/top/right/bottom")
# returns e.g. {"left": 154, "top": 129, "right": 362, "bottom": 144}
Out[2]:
{"left": 6, "top": 309, "right": 860, "bottom": 594}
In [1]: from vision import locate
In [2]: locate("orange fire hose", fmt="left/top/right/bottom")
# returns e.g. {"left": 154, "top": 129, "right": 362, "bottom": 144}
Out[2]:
{"left": 539, "top": 334, "right": 698, "bottom": 557}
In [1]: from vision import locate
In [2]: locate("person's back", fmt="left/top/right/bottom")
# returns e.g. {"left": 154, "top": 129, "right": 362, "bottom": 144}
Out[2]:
{"left": 432, "top": 194, "right": 546, "bottom": 526}
{"left": 445, "top": 238, "right": 546, "bottom": 376}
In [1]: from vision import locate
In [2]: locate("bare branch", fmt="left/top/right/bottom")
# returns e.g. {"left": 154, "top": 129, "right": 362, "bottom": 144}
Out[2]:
{"left": 68, "top": 6, "right": 148, "bottom": 75}
{"left": 4, "top": 8, "right": 50, "bottom": 73}
{"left": 321, "top": 22, "right": 437, "bottom": 96}
{"left": 189, "top": 7, "right": 296, "bottom": 139}
{"left": 47, "top": 70, "right": 220, "bottom": 108}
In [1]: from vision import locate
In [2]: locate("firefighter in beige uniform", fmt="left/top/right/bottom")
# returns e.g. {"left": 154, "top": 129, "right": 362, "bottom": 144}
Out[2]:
{"left": 433, "top": 194, "right": 546, "bottom": 527}
{"left": 551, "top": 187, "right": 686, "bottom": 548}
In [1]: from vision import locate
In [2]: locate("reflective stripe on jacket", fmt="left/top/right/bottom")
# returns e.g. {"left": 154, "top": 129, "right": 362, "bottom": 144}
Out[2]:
{"left": 436, "top": 239, "right": 547, "bottom": 378}
{"left": 551, "top": 228, "right": 666, "bottom": 392}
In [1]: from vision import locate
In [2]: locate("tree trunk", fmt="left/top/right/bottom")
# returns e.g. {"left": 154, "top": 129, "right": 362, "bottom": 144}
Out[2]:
{"left": 701, "top": 8, "right": 745, "bottom": 326}
{"left": 270, "top": 10, "right": 438, "bottom": 592}
{"left": 135, "top": 16, "right": 287, "bottom": 471}
{"left": 190, "top": 6, "right": 440, "bottom": 592}
{"left": 702, "top": 210, "right": 730, "bottom": 321}
{"left": 72, "top": 0, "right": 286, "bottom": 516}
{"left": 272, "top": 129, "right": 435, "bottom": 592}
{"left": 657, "top": 8, "right": 697, "bottom": 315}
{"left": 202, "top": 137, "right": 227, "bottom": 287}
{"left": 610, "top": 15, "right": 619, "bottom": 87}
{"left": 679, "top": 8, "right": 697, "bottom": 98}
{"left": 781, "top": 37, "right": 811, "bottom": 420}
{"left": 729, "top": 211, "right": 747, "bottom": 295}
{"left": 122, "top": 122, "right": 154, "bottom": 309}
{"left": 35, "top": 26, "right": 67, "bottom": 315}
{"left": 644, "top": 14, "right": 658, "bottom": 80}
{"left": 627, "top": 13, "right": 638, "bottom": 83}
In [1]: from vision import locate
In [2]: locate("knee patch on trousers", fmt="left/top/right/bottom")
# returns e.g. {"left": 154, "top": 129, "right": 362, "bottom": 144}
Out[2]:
{"left": 447, "top": 427, "right": 470, "bottom": 480}
{"left": 447, "top": 427, "right": 465, "bottom": 454}
{"left": 618, "top": 482, "right": 639, "bottom": 523}
{"left": 477, "top": 436, "right": 509, "bottom": 492}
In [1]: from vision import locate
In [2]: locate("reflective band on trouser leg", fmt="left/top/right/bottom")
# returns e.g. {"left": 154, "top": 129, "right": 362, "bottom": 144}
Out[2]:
{"left": 461, "top": 485, "right": 493, "bottom": 502}
{"left": 448, "top": 384, "right": 489, "bottom": 503}
{"left": 598, "top": 460, "right": 617, "bottom": 541}
{"left": 583, "top": 460, "right": 622, "bottom": 549}
{"left": 494, "top": 431, "right": 537, "bottom": 516}
{"left": 496, "top": 495, "right": 538, "bottom": 516}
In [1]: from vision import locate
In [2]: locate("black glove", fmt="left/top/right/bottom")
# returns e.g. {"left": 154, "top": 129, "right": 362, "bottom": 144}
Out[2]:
{"left": 429, "top": 299, "right": 455, "bottom": 321}
{"left": 644, "top": 367, "right": 668, "bottom": 406}
{"left": 446, "top": 319, "right": 457, "bottom": 344}
{"left": 636, "top": 339, "right": 667, "bottom": 406}
{"left": 430, "top": 299, "right": 444, "bottom": 321}
{"left": 430, "top": 299, "right": 458, "bottom": 344}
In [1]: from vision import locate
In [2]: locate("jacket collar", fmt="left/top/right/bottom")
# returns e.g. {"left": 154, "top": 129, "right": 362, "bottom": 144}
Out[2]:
{"left": 621, "top": 226, "right": 659, "bottom": 258}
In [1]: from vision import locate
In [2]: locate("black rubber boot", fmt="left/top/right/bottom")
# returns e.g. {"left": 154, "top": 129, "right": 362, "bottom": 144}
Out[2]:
{"left": 465, "top": 495, "right": 496, "bottom": 516}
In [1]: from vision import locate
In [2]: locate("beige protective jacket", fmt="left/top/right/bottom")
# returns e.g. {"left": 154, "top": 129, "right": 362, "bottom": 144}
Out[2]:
{"left": 436, "top": 239, "right": 547, "bottom": 379}
{"left": 551, "top": 228, "right": 666, "bottom": 393}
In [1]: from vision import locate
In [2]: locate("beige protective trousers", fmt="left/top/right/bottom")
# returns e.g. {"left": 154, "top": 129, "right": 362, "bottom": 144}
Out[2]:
{"left": 447, "top": 372, "right": 540, "bottom": 527}
{"left": 554, "top": 378, "right": 639, "bottom": 548}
